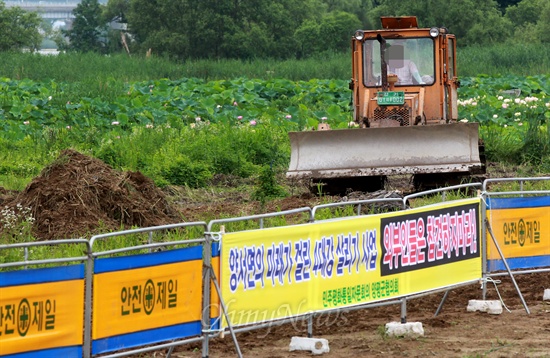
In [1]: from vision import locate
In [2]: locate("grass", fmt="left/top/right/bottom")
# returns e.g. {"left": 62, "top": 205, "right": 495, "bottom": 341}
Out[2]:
{"left": 0, "top": 43, "right": 548, "bottom": 84}
{"left": 458, "top": 43, "right": 550, "bottom": 77}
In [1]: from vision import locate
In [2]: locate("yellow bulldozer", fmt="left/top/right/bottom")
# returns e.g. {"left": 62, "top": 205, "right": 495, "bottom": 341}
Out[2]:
{"left": 287, "top": 16, "right": 485, "bottom": 193}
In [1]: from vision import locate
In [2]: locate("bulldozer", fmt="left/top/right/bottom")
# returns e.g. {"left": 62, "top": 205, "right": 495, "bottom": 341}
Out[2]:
{"left": 287, "top": 16, "right": 485, "bottom": 194}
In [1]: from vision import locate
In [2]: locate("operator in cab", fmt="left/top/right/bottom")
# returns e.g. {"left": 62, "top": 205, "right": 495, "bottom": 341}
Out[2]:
{"left": 386, "top": 44, "right": 425, "bottom": 85}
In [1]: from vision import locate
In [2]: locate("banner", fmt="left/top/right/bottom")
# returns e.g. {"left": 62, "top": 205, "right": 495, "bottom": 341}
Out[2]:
{"left": 0, "top": 265, "right": 84, "bottom": 357}
{"left": 92, "top": 246, "right": 204, "bottom": 354}
{"left": 486, "top": 196, "right": 550, "bottom": 271}
{"left": 220, "top": 198, "right": 481, "bottom": 327}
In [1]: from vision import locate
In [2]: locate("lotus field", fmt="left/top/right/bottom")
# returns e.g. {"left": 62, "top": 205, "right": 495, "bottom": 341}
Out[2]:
{"left": 0, "top": 74, "right": 549, "bottom": 190}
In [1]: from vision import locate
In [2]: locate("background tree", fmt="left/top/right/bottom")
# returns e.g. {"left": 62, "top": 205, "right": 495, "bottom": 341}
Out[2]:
{"left": 61, "top": 0, "right": 105, "bottom": 53}
{"left": 367, "top": 0, "right": 512, "bottom": 46}
{"left": 103, "top": 0, "right": 129, "bottom": 24}
{"left": 295, "top": 11, "right": 361, "bottom": 58}
{"left": 0, "top": 1, "right": 43, "bottom": 51}
{"left": 505, "top": 0, "right": 550, "bottom": 44}
{"left": 101, "top": 0, "right": 130, "bottom": 53}
{"left": 115, "top": 0, "right": 541, "bottom": 59}
{"left": 320, "top": 0, "right": 375, "bottom": 29}
{"left": 126, "top": 0, "right": 361, "bottom": 59}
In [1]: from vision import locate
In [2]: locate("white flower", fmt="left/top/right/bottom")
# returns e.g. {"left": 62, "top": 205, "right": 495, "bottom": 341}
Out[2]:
{"left": 459, "top": 119, "right": 468, "bottom": 123}
{"left": 111, "top": 121, "right": 120, "bottom": 126}
{"left": 195, "top": 117, "right": 201, "bottom": 122}
{"left": 503, "top": 98, "right": 511, "bottom": 103}
{"left": 497, "top": 96, "right": 503, "bottom": 100}
{"left": 23, "top": 121, "right": 30, "bottom": 125}
{"left": 146, "top": 124, "right": 154, "bottom": 128}
{"left": 514, "top": 112, "right": 521, "bottom": 117}
{"left": 48, "top": 96, "right": 52, "bottom": 101}
{"left": 502, "top": 103, "right": 508, "bottom": 109}
{"left": 493, "top": 114, "right": 498, "bottom": 119}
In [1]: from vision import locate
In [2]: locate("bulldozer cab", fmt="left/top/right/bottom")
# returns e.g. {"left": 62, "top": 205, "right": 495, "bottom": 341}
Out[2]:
{"left": 351, "top": 17, "right": 459, "bottom": 127}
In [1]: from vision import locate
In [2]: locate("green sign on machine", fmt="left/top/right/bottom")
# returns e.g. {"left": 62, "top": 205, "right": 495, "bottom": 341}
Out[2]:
{"left": 377, "top": 91, "right": 405, "bottom": 105}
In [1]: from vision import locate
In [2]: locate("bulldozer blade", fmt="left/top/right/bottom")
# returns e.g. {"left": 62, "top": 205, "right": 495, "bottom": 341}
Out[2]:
{"left": 287, "top": 122, "right": 483, "bottom": 180}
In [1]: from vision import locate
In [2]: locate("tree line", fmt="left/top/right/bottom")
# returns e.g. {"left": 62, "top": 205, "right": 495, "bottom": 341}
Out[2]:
{"left": 1, "top": 0, "right": 549, "bottom": 59}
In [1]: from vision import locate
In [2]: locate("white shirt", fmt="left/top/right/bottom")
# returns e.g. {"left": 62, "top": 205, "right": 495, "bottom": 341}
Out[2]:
{"left": 388, "top": 59, "right": 420, "bottom": 85}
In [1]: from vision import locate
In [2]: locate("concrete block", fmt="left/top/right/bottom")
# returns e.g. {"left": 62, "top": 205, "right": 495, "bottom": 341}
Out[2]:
{"left": 543, "top": 289, "right": 550, "bottom": 301}
{"left": 289, "top": 337, "right": 329, "bottom": 355}
{"left": 467, "top": 299, "right": 503, "bottom": 314}
{"left": 385, "top": 321, "right": 424, "bottom": 338}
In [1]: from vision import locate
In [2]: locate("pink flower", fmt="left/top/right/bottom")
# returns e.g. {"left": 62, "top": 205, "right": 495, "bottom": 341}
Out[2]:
{"left": 237, "top": 116, "right": 243, "bottom": 120}
{"left": 502, "top": 103, "right": 508, "bottom": 109}
{"left": 66, "top": 125, "right": 71, "bottom": 129}
{"left": 250, "top": 120, "right": 257, "bottom": 126}
{"left": 286, "top": 115, "right": 292, "bottom": 119}
{"left": 233, "top": 101, "right": 238, "bottom": 106}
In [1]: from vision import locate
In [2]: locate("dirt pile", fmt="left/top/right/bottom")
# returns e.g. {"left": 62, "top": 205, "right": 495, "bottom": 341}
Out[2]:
{"left": 5, "top": 149, "right": 179, "bottom": 240}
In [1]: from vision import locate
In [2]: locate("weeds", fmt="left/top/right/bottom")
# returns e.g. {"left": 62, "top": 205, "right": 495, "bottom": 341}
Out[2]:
{"left": 252, "top": 165, "right": 287, "bottom": 204}
{"left": 0, "top": 204, "right": 35, "bottom": 244}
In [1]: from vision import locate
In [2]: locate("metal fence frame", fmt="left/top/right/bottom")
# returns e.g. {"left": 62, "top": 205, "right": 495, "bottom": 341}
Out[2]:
{"left": 206, "top": 185, "right": 485, "bottom": 355}
{"left": 201, "top": 207, "right": 314, "bottom": 358}
{"left": 2, "top": 178, "right": 549, "bottom": 357}
{"left": 87, "top": 222, "right": 208, "bottom": 358}
{"left": 480, "top": 177, "right": 550, "bottom": 313}
{"left": 0, "top": 238, "right": 90, "bottom": 357}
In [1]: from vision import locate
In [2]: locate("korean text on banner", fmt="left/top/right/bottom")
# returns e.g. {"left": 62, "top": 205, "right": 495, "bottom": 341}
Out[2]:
{"left": 92, "top": 246, "right": 203, "bottom": 354}
{"left": 0, "top": 265, "right": 84, "bottom": 357}
{"left": 220, "top": 198, "right": 481, "bottom": 328}
{"left": 486, "top": 196, "right": 550, "bottom": 270}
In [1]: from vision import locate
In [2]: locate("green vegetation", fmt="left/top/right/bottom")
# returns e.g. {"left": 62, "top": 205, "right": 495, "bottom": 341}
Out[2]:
{"left": 0, "top": 51, "right": 549, "bottom": 191}
{"left": 0, "top": 1, "right": 42, "bottom": 51}
{"left": 0, "top": 44, "right": 548, "bottom": 83}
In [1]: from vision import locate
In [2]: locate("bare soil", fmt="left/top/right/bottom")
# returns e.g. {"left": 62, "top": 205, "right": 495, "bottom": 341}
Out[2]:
{"left": 1, "top": 151, "right": 549, "bottom": 357}
{"left": 186, "top": 272, "right": 550, "bottom": 358}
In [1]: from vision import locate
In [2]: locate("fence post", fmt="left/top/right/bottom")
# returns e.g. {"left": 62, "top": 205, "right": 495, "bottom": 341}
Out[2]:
{"left": 201, "top": 232, "right": 213, "bottom": 358}
{"left": 481, "top": 190, "right": 488, "bottom": 300}
{"left": 83, "top": 243, "right": 94, "bottom": 358}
